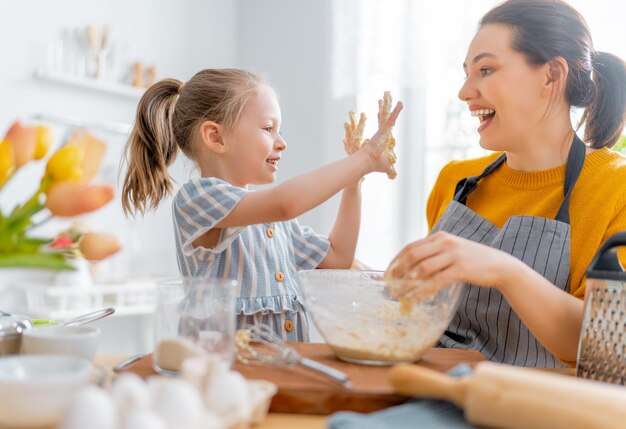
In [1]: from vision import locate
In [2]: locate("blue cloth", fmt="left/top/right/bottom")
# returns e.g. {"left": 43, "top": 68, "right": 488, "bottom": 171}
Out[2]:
{"left": 328, "top": 364, "right": 476, "bottom": 429}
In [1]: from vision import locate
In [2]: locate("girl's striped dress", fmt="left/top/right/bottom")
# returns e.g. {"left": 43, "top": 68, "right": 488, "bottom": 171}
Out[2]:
{"left": 172, "top": 177, "right": 330, "bottom": 341}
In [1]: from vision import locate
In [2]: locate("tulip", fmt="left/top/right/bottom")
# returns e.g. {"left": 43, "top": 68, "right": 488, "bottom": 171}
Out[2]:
{"left": 4, "top": 121, "right": 36, "bottom": 167}
{"left": 45, "top": 182, "right": 114, "bottom": 217}
{"left": 79, "top": 232, "right": 121, "bottom": 261}
{"left": 33, "top": 125, "right": 53, "bottom": 160}
{"left": 66, "top": 130, "right": 106, "bottom": 183}
{"left": 45, "top": 145, "right": 84, "bottom": 183}
{"left": 0, "top": 138, "right": 15, "bottom": 187}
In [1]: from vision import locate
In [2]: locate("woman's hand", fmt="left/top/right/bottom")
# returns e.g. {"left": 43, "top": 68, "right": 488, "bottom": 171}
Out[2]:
{"left": 386, "top": 231, "right": 520, "bottom": 301}
{"left": 361, "top": 92, "right": 402, "bottom": 178}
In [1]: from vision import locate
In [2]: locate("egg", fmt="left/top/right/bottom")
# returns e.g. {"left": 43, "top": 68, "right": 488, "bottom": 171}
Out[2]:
{"left": 205, "top": 370, "right": 251, "bottom": 420}
{"left": 111, "top": 373, "right": 150, "bottom": 420}
{"left": 122, "top": 409, "right": 168, "bottom": 429}
{"left": 151, "top": 378, "right": 204, "bottom": 429}
{"left": 110, "top": 373, "right": 150, "bottom": 419}
{"left": 60, "top": 386, "right": 117, "bottom": 429}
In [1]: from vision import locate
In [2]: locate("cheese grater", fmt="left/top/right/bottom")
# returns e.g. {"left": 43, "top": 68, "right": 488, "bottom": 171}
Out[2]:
{"left": 577, "top": 231, "right": 626, "bottom": 385}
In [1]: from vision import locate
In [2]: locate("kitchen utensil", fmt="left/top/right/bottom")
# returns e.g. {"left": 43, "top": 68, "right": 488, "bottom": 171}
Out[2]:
{"left": 0, "top": 314, "right": 32, "bottom": 355}
{"left": 113, "top": 353, "right": 148, "bottom": 373}
{"left": 236, "top": 324, "right": 352, "bottom": 387}
{"left": 577, "top": 231, "right": 626, "bottom": 385}
{"left": 238, "top": 326, "right": 351, "bottom": 387}
{"left": 297, "top": 270, "right": 463, "bottom": 365}
{"left": 62, "top": 307, "right": 115, "bottom": 327}
{"left": 390, "top": 361, "right": 626, "bottom": 429}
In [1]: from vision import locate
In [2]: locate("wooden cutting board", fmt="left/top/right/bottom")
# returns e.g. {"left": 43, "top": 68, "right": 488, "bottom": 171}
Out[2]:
{"left": 121, "top": 343, "right": 486, "bottom": 414}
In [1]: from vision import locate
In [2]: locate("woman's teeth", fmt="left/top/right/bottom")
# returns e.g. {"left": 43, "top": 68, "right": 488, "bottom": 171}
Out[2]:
{"left": 471, "top": 109, "right": 495, "bottom": 124}
{"left": 266, "top": 159, "right": 277, "bottom": 165}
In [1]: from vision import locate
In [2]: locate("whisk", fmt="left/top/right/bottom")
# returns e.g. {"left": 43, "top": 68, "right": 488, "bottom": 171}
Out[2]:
{"left": 236, "top": 324, "right": 352, "bottom": 388}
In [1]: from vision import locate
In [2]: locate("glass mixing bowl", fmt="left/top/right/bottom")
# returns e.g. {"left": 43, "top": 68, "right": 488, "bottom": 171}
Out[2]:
{"left": 297, "top": 270, "right": 463, "bottom": 365}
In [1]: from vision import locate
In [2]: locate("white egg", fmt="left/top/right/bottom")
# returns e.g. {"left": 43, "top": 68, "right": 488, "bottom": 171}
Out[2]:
{"left": 205, "top": 370, "right": 251, "bottom": 419}
{"left": 60, "top": 386, "right": 117, "bottom": 429}
{"left": 122, "top": 409, "right": 168, "bottom": 429}
{"left": 111, "top": 373, "right": 150, "bottom": 419}
{"left": 152, "top": 379, "right": 204, "bottom": 429}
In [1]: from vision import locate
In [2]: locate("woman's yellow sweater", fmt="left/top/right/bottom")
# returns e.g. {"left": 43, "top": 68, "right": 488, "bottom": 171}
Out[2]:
{"left": 426, "top": 148, "right": 626, "bottom": 298}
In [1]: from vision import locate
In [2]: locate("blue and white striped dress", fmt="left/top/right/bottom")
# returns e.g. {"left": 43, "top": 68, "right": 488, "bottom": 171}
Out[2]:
{"left": 172, "top": 177, "right": 330, "bottom": 341}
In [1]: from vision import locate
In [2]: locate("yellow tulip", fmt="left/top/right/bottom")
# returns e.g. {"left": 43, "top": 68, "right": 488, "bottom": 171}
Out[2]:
{"left": 79, "top": 232, "right": 121, "bottom": 261}
{"left": 0, "top": 138, "right": 15, "bottom": 187}
{"left": 4, "top": 121, "right": 36, "bottom": 167}
{"left": 45, "top": 182, "right": 114, "bottom": 217}
{"left": 33, "top": 125, "right": 53, "bottom": 160}
{"left": 45, "top": 145, "right": 84, "bottom": 183}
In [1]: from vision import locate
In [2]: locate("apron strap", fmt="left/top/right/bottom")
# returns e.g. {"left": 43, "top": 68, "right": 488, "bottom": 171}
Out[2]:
{"left": 453, "top": 153, "right": 506, "bottom": 205}
{"left": 453, "top": 134, "right": 586, "bottom": 224}
{"left": 554, "top": 134, "right": 586, "bottom": 224}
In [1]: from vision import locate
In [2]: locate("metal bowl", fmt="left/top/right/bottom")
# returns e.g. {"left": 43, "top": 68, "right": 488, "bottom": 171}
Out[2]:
{"left": 0, "top": 314, "right": 32, "bottom": 355}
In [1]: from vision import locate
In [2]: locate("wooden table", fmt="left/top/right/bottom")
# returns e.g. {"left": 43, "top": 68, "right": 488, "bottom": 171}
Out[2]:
{"left": 96, "top": 344, "right": 487, "bottom": 428}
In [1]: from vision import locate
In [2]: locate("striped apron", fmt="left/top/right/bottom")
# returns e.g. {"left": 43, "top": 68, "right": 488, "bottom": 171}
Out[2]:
{"left": 433, "top": 135, "right": 585, "bottom": 367}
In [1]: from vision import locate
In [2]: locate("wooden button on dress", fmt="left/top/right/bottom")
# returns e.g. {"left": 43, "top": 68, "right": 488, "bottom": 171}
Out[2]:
{"left": 266, "top": 227, "right": 275, "bottom": 238}
{"left": 275, "top": 272, "right": 285, "bottom": 282}
{"left": 284, "top": 320, "right": 294, "bottom": 332}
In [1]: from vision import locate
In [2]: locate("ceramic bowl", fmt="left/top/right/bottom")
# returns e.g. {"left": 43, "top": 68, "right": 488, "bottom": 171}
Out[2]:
{"left": 21, "top": 325, "right": 101, "bottom": 361}
{"left": 0, "top": 354, "right": 91, "bottom": 427}
{"left": 298, "top": 270, "right": 463, "bottom": 365}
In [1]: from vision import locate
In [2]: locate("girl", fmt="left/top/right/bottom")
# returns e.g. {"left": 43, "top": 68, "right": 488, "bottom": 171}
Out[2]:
{"left": 388, "top": 0, "right": 626, "bottom": 367}
{"left": 121, "top": 68, "right": 402, "bottom": 341}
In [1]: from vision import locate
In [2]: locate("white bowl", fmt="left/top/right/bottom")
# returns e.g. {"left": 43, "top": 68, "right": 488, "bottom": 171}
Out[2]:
{"left": 21, "top": 325, "right": 101, "bottom": 361}
{"left": 0, "top": 354, "right": 92, "bottom": 427}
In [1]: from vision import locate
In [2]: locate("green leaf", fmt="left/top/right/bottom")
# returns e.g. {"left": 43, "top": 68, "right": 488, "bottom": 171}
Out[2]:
{"left": 0, "top": 253, "right": 75, "bottom": 270}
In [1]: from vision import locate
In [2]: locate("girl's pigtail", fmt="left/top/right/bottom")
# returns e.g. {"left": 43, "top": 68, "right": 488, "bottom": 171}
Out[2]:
{"left": 121, "top": 78, "right": 183, "bottom": 216}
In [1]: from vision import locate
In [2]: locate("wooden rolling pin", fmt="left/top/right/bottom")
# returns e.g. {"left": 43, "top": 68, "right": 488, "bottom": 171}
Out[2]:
{"left": 390, "top": 362, "right": 626, "bottom": 429}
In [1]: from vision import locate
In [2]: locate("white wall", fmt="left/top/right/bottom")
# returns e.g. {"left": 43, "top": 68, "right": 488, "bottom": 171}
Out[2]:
{"left": 235, "top": 0, "right": 358, "bottom": 237}
{"left": 0, "top": 0, "right": 237, "bottom": 280}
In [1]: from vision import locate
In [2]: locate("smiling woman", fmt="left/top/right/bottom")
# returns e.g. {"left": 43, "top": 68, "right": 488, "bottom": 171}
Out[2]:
{"left": 386, "top": 0, "right": 626, "bottom": 368}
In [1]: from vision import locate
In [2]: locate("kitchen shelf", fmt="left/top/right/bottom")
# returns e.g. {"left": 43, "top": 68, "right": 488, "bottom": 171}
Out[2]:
{"left": 34, "top": 69, "right": 145, "bottom": 98}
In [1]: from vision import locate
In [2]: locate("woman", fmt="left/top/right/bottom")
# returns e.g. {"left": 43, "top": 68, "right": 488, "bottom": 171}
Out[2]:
{"left": 388, "top": 0, "right": 626, "bottom": 367}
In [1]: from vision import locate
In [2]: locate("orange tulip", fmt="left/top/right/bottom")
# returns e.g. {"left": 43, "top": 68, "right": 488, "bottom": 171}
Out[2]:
{"left": 79, "top": 232, "right": 121, "bottom": 261}
{"left": 5, "top": 121, "right": 36, "bottom": 167}
{"left": 66, "top": 130, "right": 106, "bottom": 183}
{"left": 45, "top": 182, "right": 114, "bottom": 217}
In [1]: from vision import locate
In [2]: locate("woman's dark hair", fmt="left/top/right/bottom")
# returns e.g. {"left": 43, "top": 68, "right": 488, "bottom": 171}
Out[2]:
{"left": 481, "top": 0, "right": 626, "bottom": 149}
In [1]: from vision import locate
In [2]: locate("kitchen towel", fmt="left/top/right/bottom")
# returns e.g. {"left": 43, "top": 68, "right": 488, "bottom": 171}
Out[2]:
{"left": 327, "top": 364, "right": 476, "bottom": 429}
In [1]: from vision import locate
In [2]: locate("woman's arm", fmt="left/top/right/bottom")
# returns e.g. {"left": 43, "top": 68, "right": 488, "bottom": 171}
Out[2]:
{"left": 387, "top": 231, "right": 584, "bottom": 362}
{"left": 318, "top": 181, "right": 362, "bottom": 268}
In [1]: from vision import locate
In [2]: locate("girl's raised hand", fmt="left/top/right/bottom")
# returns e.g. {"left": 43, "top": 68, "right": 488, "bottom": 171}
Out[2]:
{"left": 343, "top": 111, "right": 367, "bottom": 155}
{"left": 362, "top": 92, "right": 403, "bottom": 178}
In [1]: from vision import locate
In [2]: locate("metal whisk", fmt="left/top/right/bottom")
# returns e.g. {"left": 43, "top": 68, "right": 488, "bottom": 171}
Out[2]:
{"left": 235, "top": 324, "right": 352, "bottom": 388}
